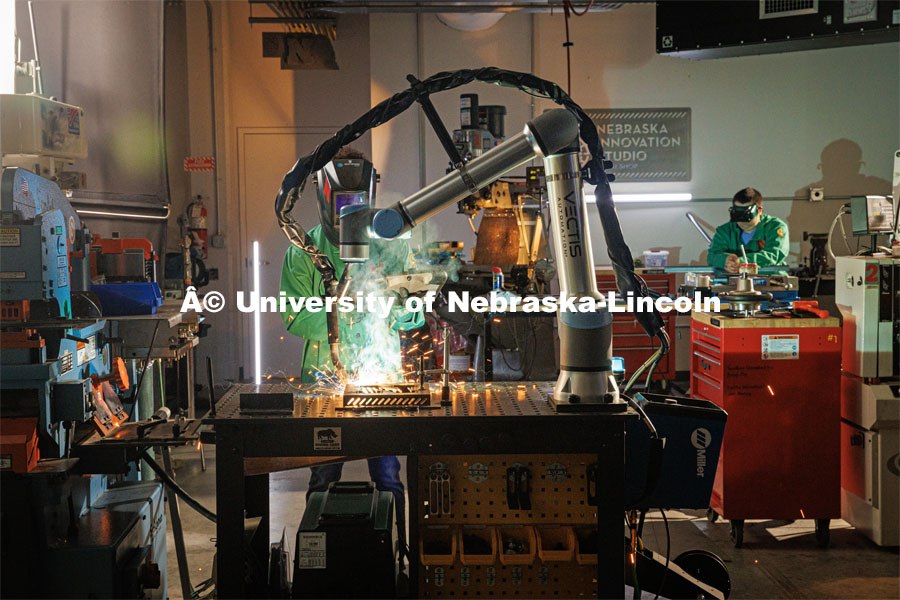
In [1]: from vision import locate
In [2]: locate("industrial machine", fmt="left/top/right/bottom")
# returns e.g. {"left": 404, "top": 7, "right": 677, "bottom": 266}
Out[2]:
{"left": 836, "top": 255, "right": 899, "bottom": 546}
{"left": 293, "top": 481, "right": 398, "bottom": 598}
{"left": 0, "top": 166, "right": 169, "bottom": 597}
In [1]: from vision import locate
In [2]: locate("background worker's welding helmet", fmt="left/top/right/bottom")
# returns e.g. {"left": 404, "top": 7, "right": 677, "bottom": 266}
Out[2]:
{"left": 729, "top": 202, "right": 759, "bottom": 223}
{"left": 315, "top": 157, "right": 377, "bottom": 246}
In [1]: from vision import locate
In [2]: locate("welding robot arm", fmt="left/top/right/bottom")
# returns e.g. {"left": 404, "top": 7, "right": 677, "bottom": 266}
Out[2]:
{"left": 374, "top": 109, "right": 663, "bottom": 407}
{"left": 274, "top": 68, "right": 667, "bottom": 398}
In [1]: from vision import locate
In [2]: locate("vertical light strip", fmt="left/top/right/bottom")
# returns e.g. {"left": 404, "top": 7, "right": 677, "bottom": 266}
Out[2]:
{"left": 252, "top": 240, "right": 261, "bottom": 385}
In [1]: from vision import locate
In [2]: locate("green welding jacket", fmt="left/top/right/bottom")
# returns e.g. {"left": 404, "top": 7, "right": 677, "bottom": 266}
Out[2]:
{"left": 280, "top": 225, "right": 424, "bottom": 383}
{"left": 707, "top": 213, "right": 789, "bottom": 275}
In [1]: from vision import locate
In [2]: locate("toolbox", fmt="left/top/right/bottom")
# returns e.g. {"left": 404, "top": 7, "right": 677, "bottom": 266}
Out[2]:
{"left": 625, "top": 393, "right": 727, "bottom": 510}
{"left": 292, "top": 481, "right": 397, "bottom": 598}
{"left": 691, "top": 311, "right": 842, "bottom": 546}
{"left": 0, "top": 417, "right": 40, "bottom": 473}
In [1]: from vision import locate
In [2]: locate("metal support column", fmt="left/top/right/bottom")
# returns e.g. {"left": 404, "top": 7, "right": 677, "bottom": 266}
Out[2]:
{"left": 596, "top": 428, "right": 626, "bottom": 598}
{"left": 216, "top": 425, "right": 246, "bottom": 598}
{"left": 160, "top": 445, "right": 193, "bottom": 600}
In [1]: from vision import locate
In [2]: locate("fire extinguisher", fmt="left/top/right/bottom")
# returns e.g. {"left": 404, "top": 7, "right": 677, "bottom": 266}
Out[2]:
{"left": 186, "top": 196, "right": 208, "bottom": 260}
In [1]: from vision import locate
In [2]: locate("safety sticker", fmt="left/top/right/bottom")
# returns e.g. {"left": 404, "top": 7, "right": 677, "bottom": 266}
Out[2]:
{"left": 761, "top": 334, "right": 799, "bottom": 360}
{"left": 77, "top": 336, "right": 96, "bottom": 365}
{"left": 297, "top": 532, "right": 326, "bottom": 569}
{"left": 313, "top": 427, "right": 341, "bottom": 451}
{"left": 0, "top": 228, "right": 21, "bottom": 247}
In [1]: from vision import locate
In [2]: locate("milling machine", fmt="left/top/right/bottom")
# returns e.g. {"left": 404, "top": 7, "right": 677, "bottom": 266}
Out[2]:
{"left": 0, "top": 167, "right": 168, "bottom": 598}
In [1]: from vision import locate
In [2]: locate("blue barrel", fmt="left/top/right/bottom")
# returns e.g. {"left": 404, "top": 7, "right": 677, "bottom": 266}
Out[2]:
{"left": 625, "top": 392, "right": 727, "bottom": 510}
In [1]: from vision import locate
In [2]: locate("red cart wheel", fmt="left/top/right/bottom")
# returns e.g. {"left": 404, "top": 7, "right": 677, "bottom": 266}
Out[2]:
{"left": 729, "top": 520, "right": 744, "bottom": 548}
{"left": 815, "top": 519, "right": 830, "bottom": 548}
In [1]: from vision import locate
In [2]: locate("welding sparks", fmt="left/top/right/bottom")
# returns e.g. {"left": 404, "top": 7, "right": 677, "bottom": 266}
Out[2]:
{"left": 767, "top": 385, "right": 775, "bottom": 396}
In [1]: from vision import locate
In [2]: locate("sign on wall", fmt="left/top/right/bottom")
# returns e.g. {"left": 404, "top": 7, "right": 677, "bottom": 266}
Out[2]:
{"left": 585, "top": 108, "right": 691, "bottom": 182}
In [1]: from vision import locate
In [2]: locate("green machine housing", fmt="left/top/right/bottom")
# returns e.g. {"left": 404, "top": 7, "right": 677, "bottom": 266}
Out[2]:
{"left": 293, "top": 481, "right": 397, "bottom": 598}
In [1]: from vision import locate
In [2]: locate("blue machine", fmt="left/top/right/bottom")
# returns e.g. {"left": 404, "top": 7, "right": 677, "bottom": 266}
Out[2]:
{"left": 1, "top": 167, "right": 166, "bottom": 598}
{"left": 625, "top": 392, "right": 727, "bottom": 510}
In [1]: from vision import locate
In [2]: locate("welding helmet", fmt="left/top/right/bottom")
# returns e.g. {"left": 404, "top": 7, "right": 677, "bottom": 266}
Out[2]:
{"left": 315, "top": 157, "right": 377, "bottom": 247}
{"left": 729, "top": 203, "right": 759, "bottom": 223}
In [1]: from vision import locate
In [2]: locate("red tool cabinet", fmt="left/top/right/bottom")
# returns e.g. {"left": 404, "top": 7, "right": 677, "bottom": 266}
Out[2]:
{"left": 595, "top": 269, "right": 677, "bottom": 381}
{"left": 690, "top": 311, "right": 842, "bottom": 546}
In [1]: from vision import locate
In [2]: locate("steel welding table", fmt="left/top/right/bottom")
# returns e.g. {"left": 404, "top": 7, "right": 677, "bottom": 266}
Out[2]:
{"left": 207, "top": 382, "right": 635, "bottom": 598}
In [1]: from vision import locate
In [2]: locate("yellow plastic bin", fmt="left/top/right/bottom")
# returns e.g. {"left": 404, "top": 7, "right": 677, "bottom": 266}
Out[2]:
{"left": 459, "top": 527, "right": 497, "bottom": 566}
{"left": 420, "top": 526, "right": 457, "bottom": 566}
{"left": 536, "top": 526, "right": 576, "bottom": 562}
{"left": 497, "top": 526, "right": 536, "bottom": 566}
{"left": 574, "top": 527, "right": 598, "bottom": 565}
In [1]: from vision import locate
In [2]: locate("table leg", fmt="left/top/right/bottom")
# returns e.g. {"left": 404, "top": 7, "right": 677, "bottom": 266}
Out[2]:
{"left": 596, "top": 428, "right": 625, "bottom": 598}
{"left": 407, "top": 454, "right": 419, "bottom": 598}
{"left": 160, "top": 445, "right": 192, "bottom": 600}
{"left": 216, "top": 426, "right": 246, "bottom": 598}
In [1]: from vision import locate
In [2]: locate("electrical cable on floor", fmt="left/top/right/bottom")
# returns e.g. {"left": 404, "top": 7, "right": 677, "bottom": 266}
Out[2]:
{"left": 140, "top": 449, "right": 217, "bottom": 523}
{"left": 653, "top": 508, "right": 671, "bottom": 600}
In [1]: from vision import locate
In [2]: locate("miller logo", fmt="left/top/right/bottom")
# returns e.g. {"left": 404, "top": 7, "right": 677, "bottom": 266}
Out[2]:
{"left": 691, "top": 427, "right": 712, "bottom": 478}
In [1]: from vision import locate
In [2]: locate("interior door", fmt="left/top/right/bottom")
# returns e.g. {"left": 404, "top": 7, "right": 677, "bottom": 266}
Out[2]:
{"left": 238, "top": 127, "right": 334, "bottom": 379}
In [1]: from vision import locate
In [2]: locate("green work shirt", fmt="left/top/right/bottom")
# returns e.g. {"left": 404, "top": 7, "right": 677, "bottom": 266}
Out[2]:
{"left": 707, "top": 213, "right": 789, "bottom": 275}
{"left": 279, "top": 224, "right": 424, "bottom": 383}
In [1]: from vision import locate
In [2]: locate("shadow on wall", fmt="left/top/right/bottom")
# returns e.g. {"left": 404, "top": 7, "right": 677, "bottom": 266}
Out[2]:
{"left": 788, "top": 138, "right": 892, "bottom": 264}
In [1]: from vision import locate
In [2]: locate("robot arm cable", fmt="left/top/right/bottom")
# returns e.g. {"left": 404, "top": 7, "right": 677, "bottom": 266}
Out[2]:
{"left": 274, "top": 67, "right": 667, "bottom": 345}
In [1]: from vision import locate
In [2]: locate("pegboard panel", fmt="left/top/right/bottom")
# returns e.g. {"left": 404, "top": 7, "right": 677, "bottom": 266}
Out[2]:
{"left": 417, "top": 454, "right": 598, "bottom": 525}
{"left": 418, "top": 561, "right": 598, "bottom": 598}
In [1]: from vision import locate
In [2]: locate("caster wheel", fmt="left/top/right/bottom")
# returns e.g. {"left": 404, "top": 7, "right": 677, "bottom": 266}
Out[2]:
{"left": 706, "top": 507, "right": 719, "bottom": 523}
{"left": 815, "top": 519, "right": 830, "bottom": 548}
{"left": 674, "top": 549, "right": 732, "bottom": 599}
{"left": 729, "top": 520, "right": 744, "bottom": 548}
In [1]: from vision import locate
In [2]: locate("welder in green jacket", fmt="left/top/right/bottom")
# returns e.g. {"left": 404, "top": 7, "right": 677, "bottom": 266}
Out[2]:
{"left": 279, "top": 149, "right": 422, "bottom": 551}
{"left": 708, "top": 187, "right": 790, "bottom": 275}
{"left": 279, "top": 151, "right": 423, "bottom": 383}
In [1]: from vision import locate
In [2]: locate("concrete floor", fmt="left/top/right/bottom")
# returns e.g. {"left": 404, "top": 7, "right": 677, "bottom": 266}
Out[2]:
{"left": 164, "top": 446, "right": 899, "bottom": 599}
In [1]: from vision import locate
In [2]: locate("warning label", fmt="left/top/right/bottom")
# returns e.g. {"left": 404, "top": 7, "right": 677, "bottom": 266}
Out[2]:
{"left": 297, "top": 532, "right": 326, "bottom": 569}
{"left": 313, "top": 427, "right": 341, "bottom": 451}
{"left": 761, "top": 334, "right": 799, "bottom": 360}
{"left": 0, "top": 228, "right": 21, "bottom": 247}
{"left": 77, "top": 336, "right": 97, "bottom": 365}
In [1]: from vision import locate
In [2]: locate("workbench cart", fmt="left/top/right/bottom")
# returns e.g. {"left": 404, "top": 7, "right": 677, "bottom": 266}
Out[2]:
{"left": 208, "top": 382, "right": 634, "bottom": 598}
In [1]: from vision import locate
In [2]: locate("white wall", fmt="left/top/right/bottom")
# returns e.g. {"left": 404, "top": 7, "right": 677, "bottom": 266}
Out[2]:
{"left": 374, "top": 6, "right": 898, "bottom": 268}
{"left": 183, "top": 3, "right": 374, "bottom": 382}
{"left": 533, "top": 3, "right": 899, "bottom": 267}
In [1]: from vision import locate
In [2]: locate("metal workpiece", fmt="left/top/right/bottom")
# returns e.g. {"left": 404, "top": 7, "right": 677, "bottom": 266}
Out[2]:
{"left": 373, "top": 109, "right": 579, "bottom": 239}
